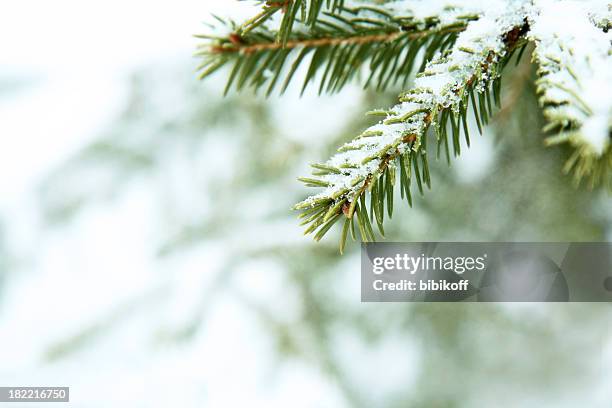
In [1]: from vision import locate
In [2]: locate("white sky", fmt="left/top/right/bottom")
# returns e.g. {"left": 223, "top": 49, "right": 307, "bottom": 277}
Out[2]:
{"left": 0, "top": 0, "right": 256, "bottom": 202}
{"left": 0, "top": 2, "right": 362, "bottom": 406}
{"left": 0, "top": 2, "right": 349, "bottom": 406}
{"left": 0, "top": 0, "right": 253, "bottom": 73}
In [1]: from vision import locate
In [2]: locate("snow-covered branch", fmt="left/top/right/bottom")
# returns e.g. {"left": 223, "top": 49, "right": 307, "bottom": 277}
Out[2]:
{"left": 295, "top": 1, "right": 531, "bottom": 246}
{"left": 196, "top": 0, "right": 611, "bottom": 246}
{"left": 530, "top": 0, "right": 612, "bottom": 156}
{"left": 196, "top": 1, "right": 484, "bottom": 95}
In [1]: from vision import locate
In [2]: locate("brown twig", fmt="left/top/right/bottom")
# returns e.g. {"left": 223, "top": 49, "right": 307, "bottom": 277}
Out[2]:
{"left": 211, "top": 26, "right": 466, "bottom": 55}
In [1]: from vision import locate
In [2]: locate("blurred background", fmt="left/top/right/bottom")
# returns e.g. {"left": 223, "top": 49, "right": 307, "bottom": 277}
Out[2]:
{"left": 0, "top": 1, "right": 611, "bottom": 406}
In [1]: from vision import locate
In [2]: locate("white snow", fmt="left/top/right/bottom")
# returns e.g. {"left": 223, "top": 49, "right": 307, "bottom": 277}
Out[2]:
{"left": 529, "top": 0, "right": 612, "bottom": 154}
{"left": 298, "top": 0, "right": 611, "bottom": 208}
{"left": 297, "top": 0, "right": 533, "bottom": 207}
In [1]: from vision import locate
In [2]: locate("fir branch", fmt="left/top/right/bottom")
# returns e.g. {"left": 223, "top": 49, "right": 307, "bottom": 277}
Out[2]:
{"left": 196, "top": 3, "right": 480, "bottom": 95}
{"left": 293, "top": 4, "right": 531, "bottom": 248}
{"left": 245, "top": 0, "right": 347, "bottom": 44}
{"left": 195, "top": 0, "right": 611, "bottom": 249}
{"left": 529, "top": 0, "right": 612, "bottom": 188}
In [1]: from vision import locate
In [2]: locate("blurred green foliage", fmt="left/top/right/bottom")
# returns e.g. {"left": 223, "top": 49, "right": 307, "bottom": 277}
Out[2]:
{"left": 35, "top": 59, "right": 611, "bottom": 406}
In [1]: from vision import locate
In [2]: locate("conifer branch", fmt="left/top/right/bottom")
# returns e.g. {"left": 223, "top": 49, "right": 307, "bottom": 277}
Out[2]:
{"left": 293, "top": 4, "right": 532, "bottom": 250}
{"left": 195, "top": 0, "right": 611, "bottom": 250}
{"left": 196, "top": 3, "right": 480, "bottom": 95}
{"left": 529, "top": 0, "right": 612, "bottom": 188}
{"left": 245, "top": 0, "right": 347, "bottom": 44}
